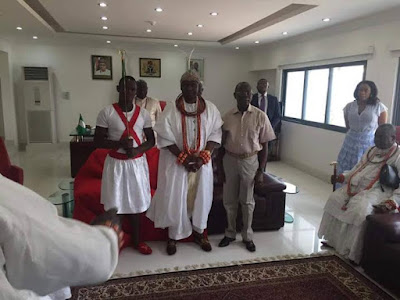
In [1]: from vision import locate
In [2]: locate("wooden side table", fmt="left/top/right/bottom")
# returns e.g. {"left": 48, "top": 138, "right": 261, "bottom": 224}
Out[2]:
{"left": 69, "top": 128, "right": 96, "bottom": 178}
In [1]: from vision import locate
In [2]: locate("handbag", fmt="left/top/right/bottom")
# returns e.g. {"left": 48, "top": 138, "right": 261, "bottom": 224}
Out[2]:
{"left": 380, "top": 164, "right": 400, "bottom": 189}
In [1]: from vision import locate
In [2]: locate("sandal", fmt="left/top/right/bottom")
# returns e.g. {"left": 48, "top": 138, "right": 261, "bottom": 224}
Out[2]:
{"left": 193, "top": 231, "right": 212, "bottom": 252}
{"left": 134, "top": 242, "right": 152, "bottom": 255}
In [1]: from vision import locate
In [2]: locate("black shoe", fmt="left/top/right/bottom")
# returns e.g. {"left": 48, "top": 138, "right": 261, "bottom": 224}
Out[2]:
{"left": 166, "top": 239, "right": 177, "bottom": 255}
{"left": 321, "top": 241, "right": 333, "bottom": 248}
{"left": 243, "top": 240, "right": 256, "bottom": 252}
{"left": 218, "top": 236, "right": 236, "bottom": 247}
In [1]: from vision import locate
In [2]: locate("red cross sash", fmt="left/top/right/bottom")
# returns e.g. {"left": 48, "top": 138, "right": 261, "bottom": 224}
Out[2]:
{"left": 109, "top": 103, "right": 143, "bottom": 160}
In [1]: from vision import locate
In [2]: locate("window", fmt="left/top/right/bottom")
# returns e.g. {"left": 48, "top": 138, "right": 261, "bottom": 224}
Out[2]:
{"left": 282, "top": 61, "right": 366, "bottom": 132}
{"left": 392, "top": 58, "right": 400, "bottom": 125}
{"left": 284, "top": 71, "right": 304, "bottom": 119}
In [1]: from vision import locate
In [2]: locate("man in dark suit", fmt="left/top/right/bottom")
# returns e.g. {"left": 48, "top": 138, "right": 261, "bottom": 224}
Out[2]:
{"left": 251, "top": 79, "right": 281, "bottom": 133}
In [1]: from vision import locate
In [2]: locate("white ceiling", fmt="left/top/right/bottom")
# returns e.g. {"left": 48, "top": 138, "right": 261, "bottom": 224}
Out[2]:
{"left": 1, "top": 0, "right": 400, "bottom": 48}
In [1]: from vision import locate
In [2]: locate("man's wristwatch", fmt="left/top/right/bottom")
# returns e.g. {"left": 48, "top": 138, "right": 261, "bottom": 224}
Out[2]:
{"left": 257, "top": 168, "right": 263, "bottom": 173}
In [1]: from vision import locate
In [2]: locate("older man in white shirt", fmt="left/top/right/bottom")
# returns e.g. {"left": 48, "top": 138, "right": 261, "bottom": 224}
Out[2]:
{"left": 319, "top": 124, "right": 400, "bottom": 264}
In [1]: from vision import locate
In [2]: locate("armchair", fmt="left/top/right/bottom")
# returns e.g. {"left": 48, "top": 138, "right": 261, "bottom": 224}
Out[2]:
{"left": 0, "top": 137, "right": 23, "bottom": 184}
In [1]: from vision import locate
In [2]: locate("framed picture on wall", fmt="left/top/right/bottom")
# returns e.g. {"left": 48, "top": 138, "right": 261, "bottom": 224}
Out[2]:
{"left": 189, "top": 58, "right": 204, "bottom": 81}
{"left": 91, "top": 55, "right": 113, "bottom": 80}
{"left": 139, "top": 58, "right": 161, "bottom": 78}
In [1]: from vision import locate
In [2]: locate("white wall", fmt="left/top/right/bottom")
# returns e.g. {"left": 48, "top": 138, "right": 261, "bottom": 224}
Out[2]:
{"left": 0, "top": 48, "right": 17, "bottom": 142}
{"left": 0, "top": 73, "right": 4, "bottom": 138}
{"left": 252, "top": 69, "right": 277, "bottom": 95}
{"left": 251, "top": 8, "right": 400, "bottom": 181}
{"left": 10, "top": 43, "right": 255, "bottom": 142}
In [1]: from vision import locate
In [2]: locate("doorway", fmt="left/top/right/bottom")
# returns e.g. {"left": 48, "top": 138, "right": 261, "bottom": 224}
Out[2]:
{"left": 0, "top": 78, "right": 5, "bottom": 138}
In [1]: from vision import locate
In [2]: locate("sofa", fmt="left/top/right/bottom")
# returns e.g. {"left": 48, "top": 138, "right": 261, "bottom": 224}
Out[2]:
{"left": 0, "top": 137, "right": 23, "bottom": 185}
{"left": 73, "top": 148, "right": 287, "bottom": 240}
{"left": 362, "top": 213, "right": 400, "bottom": 294}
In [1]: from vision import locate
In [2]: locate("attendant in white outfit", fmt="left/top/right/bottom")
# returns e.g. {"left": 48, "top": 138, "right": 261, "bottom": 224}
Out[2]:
{"left": 319, "top": 124, "right": 400, "bottom": 264}
{"left": 147, "top": 71, "right": 223, "bottom": 255}
{"left": 135, "top": 80, "right": 162, "bottom": 128}
{"left": 0, "top": 174, "right": 120, "bottom": 300}
{"left": 94, "top": 76, "right": 155, "bottom": 255}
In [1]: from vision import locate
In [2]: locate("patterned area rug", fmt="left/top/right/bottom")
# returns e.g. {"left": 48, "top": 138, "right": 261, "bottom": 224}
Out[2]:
{"left": 71, "top": 255, "right": 393, "bottom": 300}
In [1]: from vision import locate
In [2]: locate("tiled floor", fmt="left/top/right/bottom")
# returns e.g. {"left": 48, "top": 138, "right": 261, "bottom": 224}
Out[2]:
{"left": 8, "top": 143, "right": 331, "bottom": 277}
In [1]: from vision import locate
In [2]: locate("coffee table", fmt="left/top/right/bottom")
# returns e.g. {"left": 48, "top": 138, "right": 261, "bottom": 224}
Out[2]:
{"left": 48, "top": 190, "right": 74, "bottom": 218}
{"left": 48, "top": 179, "right": 75, "bottom": 218}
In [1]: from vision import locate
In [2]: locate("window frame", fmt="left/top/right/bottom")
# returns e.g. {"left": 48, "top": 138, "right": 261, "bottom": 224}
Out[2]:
{"left": 281, "top": 60, "right": 367, "bottom": 133}
{"left": 392, "top": 58, "right": 400, "bottom": 125}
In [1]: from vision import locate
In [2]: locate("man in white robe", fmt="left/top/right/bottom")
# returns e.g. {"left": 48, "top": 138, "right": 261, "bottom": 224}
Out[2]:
{"left": 146, "top": 71, "right": 223, "bottom": 255}
{"left": 319, "top": 124, "right": 400, "bottom": 264}
{"left": 0, "top": 174, "right": 120, "bottom": 299}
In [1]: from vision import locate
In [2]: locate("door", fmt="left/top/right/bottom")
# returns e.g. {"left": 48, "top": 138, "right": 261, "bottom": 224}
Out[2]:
{"left": 0, "top": 79, "right": 5, "bottom": 138}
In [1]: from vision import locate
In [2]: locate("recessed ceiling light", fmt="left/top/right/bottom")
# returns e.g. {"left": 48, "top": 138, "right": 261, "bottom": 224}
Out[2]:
{"left": 197, "top": 24, "right": 203, "bottom": 28}
{"left": 188, "top": 32, "right": 193, "bottom": 36}
{"left": 106, "top": 40, "right": 111, "bottom": 44}
{"left": 255, "top": 40, "right": 260, "bottom": 44}
{"left": 101, "top": 16, "right": 108, "bottom": 21}
{"left": 99, "top": 2, "right": 107, "bottom": 7}
{"left": 102, "top": 26, "right": 108, "bottom": 30}
{"left": 210, "top": 12, "right": 218, "bottom": 16}
{"left": 235, "top": 47, "right": 240, "bottom": 50}
{"left": 33, "top": 36, "right": 38, "bottom": 39}
{"left": 322, "top": 18, "right": 331, "bottom": 22}
{"left": 282, "top": 31, "right": 288, "bottom": 35}
{"left": 155, "top": 7, "right": 163, "bottom": 12}
{"left": 16, "top": 27, "right": 22, "bottom": 30}
{"left": 146, "top": 29, "right": 152, "bottom": 33}
{"left": 174, "top": 44, "right": 178, "bottom": 47}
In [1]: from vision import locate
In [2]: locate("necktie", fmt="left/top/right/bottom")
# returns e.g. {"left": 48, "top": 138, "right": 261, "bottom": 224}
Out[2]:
{"left": 260, "top": 95, "right": 266, "bottom": 112}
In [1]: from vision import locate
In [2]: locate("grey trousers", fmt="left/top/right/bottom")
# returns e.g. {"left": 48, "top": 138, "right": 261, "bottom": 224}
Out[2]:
{"left": 223, "top": 153, "right": 258, "bottom": 241}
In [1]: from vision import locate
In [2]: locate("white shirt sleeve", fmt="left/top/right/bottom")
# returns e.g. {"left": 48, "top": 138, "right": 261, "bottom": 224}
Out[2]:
{"left": 343, "top": 102, "right": 352, "bottom": 119}
{"left": 207, "top": 103, "right": 223, "bottom": 145}
{"left": 0, "top": 175, "right": 119, "bottom": 297}
{"left": 96, "top": 107, "right": 110, "bottom": 128}
{"left": 376, "top": 102, "right": 388, "bottom": 116}
{"left": 0, "top": 249, "right": 41, "bottom": 300}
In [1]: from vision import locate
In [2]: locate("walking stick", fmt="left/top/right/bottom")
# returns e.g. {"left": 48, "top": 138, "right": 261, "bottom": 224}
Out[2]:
{"left": 330, "top": 161, "right": 337, "bottom": 192}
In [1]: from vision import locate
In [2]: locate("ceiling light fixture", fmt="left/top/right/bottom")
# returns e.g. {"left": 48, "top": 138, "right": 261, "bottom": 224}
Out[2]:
{"left": 101, "top": 16, "right": 108, "bottom": 21}
{"left": 322, "top": 18, "right": 331, "bottom": 22}
{"left": 174, "top": 44, "right": 178, "bottom": 47}
{"left": 282, "top": 31, "right": 288, "bottom": 35}
{"left": 255, "top": 40, "right": 259, "bottom": 44}
{"left": 146, "top": 29, "right": 152, "bottom": 32}
{"left": 16, "top": 27, "right": 22, "bottom": 30}
{"left": 235, "top": 47, "right": 240, "bottom": 50}
{"left": 197, "top": 24, "right": 203, "bottom": 28}
{"left": 155, "top": 7, "right": 163, "bottom": 12}
{"left": 188, "top": 32, "right": 193, "bottom": 36}
{"left": 102, "top": 26, "right": 108, "bottom": 30}
{"left": 33, "top": 36, "right": 38, "bottom": 39}
{"left": 99, "top": 2, "right": 107, "bottom": 7}
{"left": 210, "top": 12, "right": 218, "bottom": 16}
{"left": 107, "top": 40, "right": 111, "bottom": 44}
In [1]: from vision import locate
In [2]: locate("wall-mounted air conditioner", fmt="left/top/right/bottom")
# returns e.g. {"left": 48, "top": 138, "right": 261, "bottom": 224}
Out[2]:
{"left": 22, "top": 67, "right": 57, "bottom": 143}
